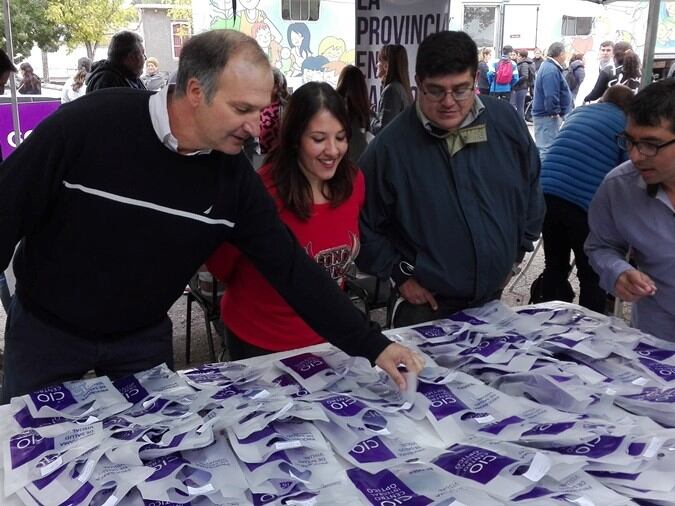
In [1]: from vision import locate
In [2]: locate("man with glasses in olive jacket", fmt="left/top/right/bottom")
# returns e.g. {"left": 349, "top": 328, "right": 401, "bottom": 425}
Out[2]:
{"left": 585, "top": 80, "right": 675, "bottom": 341}
{"left": 357, "top": 31, "right": 544, "bottom": 327}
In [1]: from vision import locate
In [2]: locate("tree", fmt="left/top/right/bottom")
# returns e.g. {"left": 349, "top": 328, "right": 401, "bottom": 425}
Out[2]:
{"left": 47, "top": 0, "right": 138, "bottom": 61}
{"left": 0, "top": 0, "right": 64, "bottom": 59}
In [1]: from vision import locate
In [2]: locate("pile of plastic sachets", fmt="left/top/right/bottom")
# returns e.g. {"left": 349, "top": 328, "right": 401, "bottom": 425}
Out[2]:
{"left": 2, "top": 301, "right": 675, "bottom": 505}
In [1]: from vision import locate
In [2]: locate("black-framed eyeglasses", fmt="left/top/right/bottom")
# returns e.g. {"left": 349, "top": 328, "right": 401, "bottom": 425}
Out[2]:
{"left": 616, "top": 133, "right": 675, "bottom": 157}
{"left": 420, "top": 83, "right": 474, "bottom": 102}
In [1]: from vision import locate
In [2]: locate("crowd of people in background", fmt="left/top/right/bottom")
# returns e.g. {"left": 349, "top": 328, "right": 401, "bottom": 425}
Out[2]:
{"left": 0, "top": 26, "right": 674, "bottom": 402}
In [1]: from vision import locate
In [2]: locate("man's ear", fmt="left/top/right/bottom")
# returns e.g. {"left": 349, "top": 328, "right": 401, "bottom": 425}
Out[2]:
{"left": 185, "top": 77, "right": 204, "bottom": 107}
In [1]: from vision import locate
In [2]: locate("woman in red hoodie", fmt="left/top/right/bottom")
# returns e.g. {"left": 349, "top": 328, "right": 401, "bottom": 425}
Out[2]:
{"left": 207, "top": 81, "right": 364, "bottom": 360}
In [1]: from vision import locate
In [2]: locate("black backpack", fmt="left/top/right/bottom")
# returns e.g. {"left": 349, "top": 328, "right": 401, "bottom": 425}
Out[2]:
{"left": 563, "top": 68, "right": 578, "bottom": 92}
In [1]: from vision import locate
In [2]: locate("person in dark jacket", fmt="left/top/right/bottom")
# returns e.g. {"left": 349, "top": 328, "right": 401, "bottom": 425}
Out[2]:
{"left": 370, "top": 44, "right": 413, "bottom": 135}
{"left": 539, "top": 85, "right": 634, "bottom": 313}
{"left": 584, "top": 41, "right": 631, "bottom": 103}
{"left": 532, "top": 42, "right": 572, "bottom": 161}
{"left": 476, "top": 47, "right": 492, "bottom": 96}
{"left": 0, "top": 29, "right": 422, "bottom": 402}
{"left": 566, "top": 53, "right": 586, "bottom": 103}
{"left": 511, "top": 49, "right": 533, "bottom": 119}
{"left": 86, "top": 30, "right": 146, "bottom": 93}
{"left": 17, "top": 62, "right": 41, "bottom": 95}
{"left": 357, "top": 31, "right": 544, "bottom": 328}
{"left": 532, "top": 47, "right": 544, "bottom": 72}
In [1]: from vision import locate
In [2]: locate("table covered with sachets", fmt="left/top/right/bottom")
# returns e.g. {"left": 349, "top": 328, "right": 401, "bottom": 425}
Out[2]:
{"left": 2, "top": 301, "right": 674, "bottom": 505}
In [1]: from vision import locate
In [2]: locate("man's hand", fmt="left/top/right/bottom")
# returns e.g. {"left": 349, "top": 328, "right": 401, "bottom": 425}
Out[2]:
{"left": 399, "top": 278, "right": 438, "bottom": 310}
{"left": 614, "top": 269, "right": 657, "bottom": 302}
{"left": 375, "top": 343, "right": 426, "bottom": 391}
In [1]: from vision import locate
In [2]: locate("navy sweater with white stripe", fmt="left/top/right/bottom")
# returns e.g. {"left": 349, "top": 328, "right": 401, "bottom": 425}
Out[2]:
{"left": 0, "top": 88, "right": 390, "bottom": 362}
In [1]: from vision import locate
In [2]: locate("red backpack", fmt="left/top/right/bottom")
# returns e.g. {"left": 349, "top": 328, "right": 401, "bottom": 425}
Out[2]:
{"left": 495, "top": 59, "right": 513, "bottom": 85}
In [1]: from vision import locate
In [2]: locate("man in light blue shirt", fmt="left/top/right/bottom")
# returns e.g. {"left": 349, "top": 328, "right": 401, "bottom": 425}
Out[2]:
{"left": 585, "top": 80, "right": 675, "bottom": 341}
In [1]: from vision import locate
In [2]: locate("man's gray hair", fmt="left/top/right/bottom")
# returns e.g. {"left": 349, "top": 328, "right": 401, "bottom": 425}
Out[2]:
{"left": 108, "top": 31, "right": 143, "bottom": 65}
{"left": 175, "top": 29, "right": 270, "bottom": 103}
{"left": 547, "top": 42, "right": 566, "bottom": 58}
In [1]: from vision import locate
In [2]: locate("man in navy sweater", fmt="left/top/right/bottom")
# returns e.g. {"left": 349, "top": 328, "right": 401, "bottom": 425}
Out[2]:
{"left": 0, "top": 30, "right": 422, "bottom": 402}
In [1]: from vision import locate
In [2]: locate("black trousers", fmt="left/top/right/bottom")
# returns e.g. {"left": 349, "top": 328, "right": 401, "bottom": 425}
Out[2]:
{"left": 225, "top": 328, "right": 274, "bottom": 361}
{"left": 541, "top": 195, "right": 607, "bottom": 313}
{"left": 1, "top": 294, "right": 174, "bottom": 403}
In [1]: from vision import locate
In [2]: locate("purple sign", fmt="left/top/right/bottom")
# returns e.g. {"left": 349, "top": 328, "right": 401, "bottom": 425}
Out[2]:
{"left": 0, "top": 101, "right": 60, "bottom": 158}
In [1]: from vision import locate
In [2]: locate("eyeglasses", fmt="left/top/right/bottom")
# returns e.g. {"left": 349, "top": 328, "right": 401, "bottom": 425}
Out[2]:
{"left": 616, "top": 133, "right": 675, "bottom": 157}
{"left": 420, "top": 83, "right": 474, "bottom": 102}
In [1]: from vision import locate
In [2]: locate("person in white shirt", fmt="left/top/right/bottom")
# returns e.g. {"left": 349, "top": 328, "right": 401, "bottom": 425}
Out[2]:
{"left": 61, "top": 57, "right": 91, "bottom": 104}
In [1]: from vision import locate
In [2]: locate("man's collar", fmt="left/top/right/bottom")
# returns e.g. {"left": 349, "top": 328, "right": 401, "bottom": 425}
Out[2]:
{"left": 415, "top": 94, "right": 485, "bottom": 139}
{"left": 148, "top": 84, "right": 212, "bottom": 156}
{"left": 547, "top": 56, "right": 564, "bottom": 70}
{"left": 636, "top": 175, "right": 675, "bottom": 212}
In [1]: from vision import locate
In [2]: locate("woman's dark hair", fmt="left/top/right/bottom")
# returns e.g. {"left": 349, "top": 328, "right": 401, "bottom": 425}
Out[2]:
{"left": 621, "top": 51, "right": 641, "bottom": 80}
{"left": 570, "top": 53, "right": 584, "bottom": 63}
{"left": 628, "top": 79, "right": 675, "bottom": 134}
{"left": 267, "top": 81, "right": 357, "bottom": 220}
{"left": 336, "top": 65, "right": 370, "bottom": 130}
{"left": 380, "top": 44, "right": 412, "bottom": 102}
{"left": 272, "top": 67, "right": 290, "bottom": 104}
{"left": 73, "top": 57, "right": 92, "bottom": 92}
{"left": 416, "top": 31, "right": 478, "bottom": 81}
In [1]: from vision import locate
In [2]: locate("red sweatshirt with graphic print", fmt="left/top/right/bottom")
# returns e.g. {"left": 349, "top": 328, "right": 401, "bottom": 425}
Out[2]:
{"left": 206, "top": 163, "right": 365, "bottom": 352}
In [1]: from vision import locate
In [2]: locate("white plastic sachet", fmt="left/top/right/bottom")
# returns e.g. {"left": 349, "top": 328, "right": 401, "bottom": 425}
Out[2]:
{"left": 275, "top": 352, "right": 347, "bottom": 393}
{"left": 228, "top": 419, "right": 330, "bottom": 463}
{"left": 11, "top": 377, "right": 130, "bottom": 423}
{"left": 3, "top": 421, "right": 106, "bottom": 497}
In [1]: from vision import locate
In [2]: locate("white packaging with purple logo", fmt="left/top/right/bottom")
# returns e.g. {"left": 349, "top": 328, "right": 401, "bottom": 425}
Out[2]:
{"left": 19, "top": 455, "right": 153, "bottom": 506}
{"left": 113, "top": 364, "right": 194, "bottom": 405}
{"left": 179, "top": 362, "right": 265, "bottom": 390}
{"left": 240, "top": 445, "right": 344, "bottom": 492}
{"left": 230, "top": 395, "right": 296, "bottom": 440}
{"left": 512, "top": 470, "right": 634, "bottom": 505}
{"left": 248, "top": 480, "right": 363, "bottom": 506}
{"left": 11, "top": 377, "right": 131, "bottom": 424}
{"left": 136, "top": 434, "right": 247, "bottom": 504}
{"left": 615, "top": 387, "right": 675, "bottom": 426}
{"left": 3, "top": 421, "right": 106, "bottom": 496}
{"left": 346, "top": 462, "right": 504, "bottom": 506}
{"left": 138, "top": 415, "right": 215, "bottom": 460}
{"left": 317, "top": 420, "right": 435, "bottom": 474}
{"left": 228, "top": 419, "right": 329, "bottom": 463}
{"left": 535, "top": 433, "right": 668, "bottom": 467}
{"left": 430, "top": 439, "right": 582, "bottom": 501}
{"left": 275, "top": 352, "right": 349, "bottom": 394}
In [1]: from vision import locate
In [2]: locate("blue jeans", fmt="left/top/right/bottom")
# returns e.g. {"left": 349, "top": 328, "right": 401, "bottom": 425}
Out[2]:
{"left": 533, "top": 115, "right": 562, "bottom": 161}
{"left": 510, "top": 89, "right": 528, "bottom": 119}
{"left": 2, "top": 294, "right": 174, "bottom": 403}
